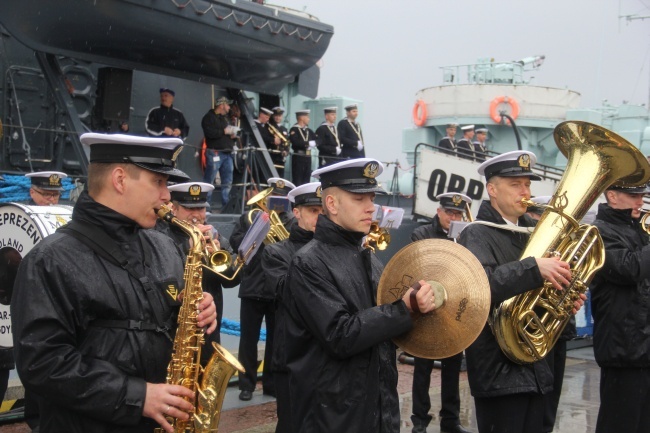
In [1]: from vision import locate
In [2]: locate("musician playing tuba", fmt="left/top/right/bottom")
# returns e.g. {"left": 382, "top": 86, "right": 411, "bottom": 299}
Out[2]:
{"left": 228, "top": 177, "right": 295, "bottom": 402}
{"left": 458, "top": 151, "right": 586, "bottom": 433}
{"left": 159, "top": 182, "right": 241, "bottom": 365}
{"left": 11, "top": 133, "right": 218, "bottom": 433}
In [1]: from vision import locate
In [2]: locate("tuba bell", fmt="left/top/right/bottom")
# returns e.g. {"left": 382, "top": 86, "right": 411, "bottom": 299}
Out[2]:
{"left": 492, "top": 121, "right": 650, "bottom": 364}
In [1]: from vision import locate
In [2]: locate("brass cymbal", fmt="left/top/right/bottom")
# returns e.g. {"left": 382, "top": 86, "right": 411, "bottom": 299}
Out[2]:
{"left": 377, "top": 239, "right": 490, "bottom": 359}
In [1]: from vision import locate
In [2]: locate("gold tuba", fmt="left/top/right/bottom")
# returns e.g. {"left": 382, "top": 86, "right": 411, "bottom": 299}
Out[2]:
{"left": 155, "top": 204, "right": 245, "bottom": 433}
{"left": 246, "top": 187, "right": 289, "bottom": 244}
{"left": 492, "top": 121, "right": 650, "bottom": 364}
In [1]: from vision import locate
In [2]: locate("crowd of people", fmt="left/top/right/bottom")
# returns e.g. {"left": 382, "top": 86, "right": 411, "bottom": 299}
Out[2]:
{"left": 0, "top": 93, "right": 647, "bottom": 433}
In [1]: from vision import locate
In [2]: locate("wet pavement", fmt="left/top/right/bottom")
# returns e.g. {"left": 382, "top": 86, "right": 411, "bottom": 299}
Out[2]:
{"left": 0, "top": 346, "right": 601, "bottom": 433}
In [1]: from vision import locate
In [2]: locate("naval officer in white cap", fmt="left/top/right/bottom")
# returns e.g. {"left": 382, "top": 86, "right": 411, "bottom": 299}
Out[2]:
{"left": 458, "top": 150, "right": 585, "bottom": 433}
{"left": 25, "top": 171, "right": 67, "bottom": 205}
{"left": 281, "top": 158, "right": 437, "bottom": 432}
{"left": 456, "top": 125, "right": 475, "bottom": 161}
{"left": 337, "top": 103, "right": 365, "bottom": 159}
{"left": 12, "top": 133, "right": 218, "bottom": 433}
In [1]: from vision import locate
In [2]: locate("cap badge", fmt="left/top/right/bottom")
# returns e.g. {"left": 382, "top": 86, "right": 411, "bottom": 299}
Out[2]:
{"left": 316, "top": 186, "right": 322, "bottom": 198}
{"left": 518, "top": 154, "right": 531, "bottom": 169}
{"left": 363, "top": 162, "right": 379, "bottom": 179}
{"left": 189, "top": 185, "right": 201, "bottom": 196}
{"left": 276, "top": 180, "right": 285, "bottom": 189}
{"left": 452, "top": 195, "right": 462, "bottom": 206}
{"left": 48, "top": 174, "right": 60, "bottom": 186}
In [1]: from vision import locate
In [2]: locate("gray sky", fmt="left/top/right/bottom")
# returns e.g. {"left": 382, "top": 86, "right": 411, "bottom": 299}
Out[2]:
{"left": 279, "top": 0, "right": 650, "bottom": 167}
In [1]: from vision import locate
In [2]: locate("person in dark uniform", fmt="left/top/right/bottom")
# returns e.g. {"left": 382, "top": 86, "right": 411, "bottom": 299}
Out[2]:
{"left": 289, "top": 110, "right": 316, "bottom": 186}
{"left": 11, "top": 133, "right": 218, "bottom": 433}
{"left": 473, "top": 125, "right": 488, "bottom": 162}
{"left": 410, "top": 192, "right": 472, "bottom": 433}
{"left": 256, "top": 107, "right": 282, "bottom": 171}
{"left": 315, "top": 107, "right": 341, "bottom": 168}
{"left": 161, "top": 181, "right": 240, "bottom": 365}
{"left": 25, "top": 171, "right": 67, "bottom": 206}
{"left": 269, "top": 107, "right": 290, "bottom": 178}
{"left": 282, "top": 158, "right": 438, "bottom": 433}
{"left": 520, "top": 194, "right": 578, "bottom": 433}
{"left": 456, "top": 125, "right": 475, "bottom": 160}
{"left": 261, "top": 181, "right": 323, "bottom": 433}
{"left": 458, "top": 150, "right": 585, "bottom": 433}
{"left": 201, "top": 96, "right": 238, "bottom": 206}
{"left": 229, "top": 177, "right": 295, "bottom": 401}
{"left": 337, "top": 103, "right": 365, "bottom": 159}
{"left": 145, "top": 88, "right": 190, "bottom": 138}
{"left": 438, "top": 123, "right": 458, "bottom": 155}
{"left": 590, "top": 183, "right": 650, "bottom": 433}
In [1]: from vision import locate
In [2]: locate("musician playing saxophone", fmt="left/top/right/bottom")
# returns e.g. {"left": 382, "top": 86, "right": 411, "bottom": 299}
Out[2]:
{"left": 11, "top": 134, "right": 218, "bottom": 433}
{"left": 590, "top": 184, "right": 650, "bottom": 433}
{"left": 159, "top": 182, "right": 240, "bottom": 366}
{"left": 458, "top": 151, "right": 585, "bottom": 433}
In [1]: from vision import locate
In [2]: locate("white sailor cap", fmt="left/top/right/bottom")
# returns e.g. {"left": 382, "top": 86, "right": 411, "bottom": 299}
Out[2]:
{"left": 461, "top": 125, "right": 475, "bottom": 131}
{"left": 478, "top": 150, "right": 541, "bottom": 181}
{"left": 288, "top": 182, "right": 323, "bottom": 206}
{"left": 344, "top": 104, "right": 358, "bottom": 111}
{"left": 260, "top": 107, "right": 273, "bottom": 116}
{"left": 475, "top": 125, "right": 488, "bottom": 133}
{"left": 80, "top": 133, "right": 190, "bottom": 183}
{"left": 272, "top": 106, "right": 285, "bottom": 115}
{"left": 446, "top": 123, "right": 459, "bottom": 128}
{"left": 25, "top": 171, "right": 68, "bottom": 191}
{"left": 312, "top": 158, "right": 385, "bottom": 194}
{"left": 295, "top": 109, "right": 310, "bottom": 118}
{"left": 168, "top": 182, "right": 214, "bottom": 208}
{"left": 436, "top": 192, "right": 472, "bottom": 211}
{"left": 324, "top": 107, "right": 337, "bottom": 114}
{"left": 268, "top": 177, "right": 296, "bottom": 196}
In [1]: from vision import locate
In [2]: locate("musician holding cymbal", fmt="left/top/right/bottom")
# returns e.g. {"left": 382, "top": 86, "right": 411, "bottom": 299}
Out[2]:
{"left": 458, "top": 151, "right": 585, "bottom": 433}
{"left": 282, "top": 158, "right": 437, "bottom": 432}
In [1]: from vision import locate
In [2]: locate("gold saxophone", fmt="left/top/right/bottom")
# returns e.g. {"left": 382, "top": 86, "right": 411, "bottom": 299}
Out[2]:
{"left": 155, "top": 204, "right": 244, "bottom": 433}
{"left": 492, "top": 121, "right": 650, "bottom": 364}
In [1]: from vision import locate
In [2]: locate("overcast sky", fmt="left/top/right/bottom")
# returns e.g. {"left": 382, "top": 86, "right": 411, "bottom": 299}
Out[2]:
{"left": 278, "top": 0, "right": 650, "bottom": 167}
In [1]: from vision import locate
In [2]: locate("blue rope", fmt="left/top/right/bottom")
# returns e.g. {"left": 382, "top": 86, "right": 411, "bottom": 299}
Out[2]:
{"left": 221, "top": 318, "right": 266, "bottom": 341}
{"left": 0, "top": 175, "right": 76, "bottom": 203}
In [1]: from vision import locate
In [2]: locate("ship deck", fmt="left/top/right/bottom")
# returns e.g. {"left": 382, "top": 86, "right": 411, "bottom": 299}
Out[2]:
{"left": 0, "top": 346, "right": 600, "bottom": 432}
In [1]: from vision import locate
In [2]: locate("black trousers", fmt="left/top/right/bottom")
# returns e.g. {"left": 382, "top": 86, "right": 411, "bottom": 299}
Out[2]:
{"left": 596, "top": 366, "right": 650, "bottom": 433}
{"left": 474, "top": 392, "right": 545, "bottom": 433}
{"left": 274, "top": 371, "right": 291, "bottom": 433}
{"left": 542, "top": 340, "right": 567, "bottom": 432}
{"left": 238, "top": 298, "right": 275, "bottom": 394}
{"left": 411, "top": 352, "right": 463, "bottom": 429}
{"left": 291, "top": 154, "right": 311, "bottom": 186}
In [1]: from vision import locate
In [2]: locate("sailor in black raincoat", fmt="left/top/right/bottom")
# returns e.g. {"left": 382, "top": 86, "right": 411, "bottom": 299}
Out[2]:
{"left": 590, "top": 184, "right": 650, "bottom": 433}
{"left": 11, "top": 134, "right": 218, "bottom": 433}
{"left": 458, "top": 151, "right": 584, "bottom": 433}
{"left": 283, "top": 158, "right": 437, "bottom": 433}
{"left": 229, "top": 177, "right": 295, "bottom": 401}
{"left": 261, "top": 182, "right": 323, "bottom": 433}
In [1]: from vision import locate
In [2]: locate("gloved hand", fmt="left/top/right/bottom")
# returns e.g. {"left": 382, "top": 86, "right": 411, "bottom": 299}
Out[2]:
{"left": 336, "top": 147, "right": 342, "bottom": 155}
{"left": 357, "top": 142, "right": 364, "bottom": 152}
{"left": 309, "top": 140, "right": 316, "bottom": 149}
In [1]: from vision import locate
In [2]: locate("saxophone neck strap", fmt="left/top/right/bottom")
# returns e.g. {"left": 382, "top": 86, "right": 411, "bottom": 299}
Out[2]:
{"left": 59, "top": 221, "right": 171, "bottom": 336}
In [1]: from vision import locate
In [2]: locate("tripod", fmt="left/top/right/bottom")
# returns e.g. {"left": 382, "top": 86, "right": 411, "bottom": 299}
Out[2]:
{"left": 387, "top": 159, "right": 401, "bottom": 207}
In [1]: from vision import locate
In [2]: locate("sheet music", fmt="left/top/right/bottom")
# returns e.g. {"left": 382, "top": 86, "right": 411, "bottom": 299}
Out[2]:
{"left": 239, "top": 211, "right": 270, "bottom": 264}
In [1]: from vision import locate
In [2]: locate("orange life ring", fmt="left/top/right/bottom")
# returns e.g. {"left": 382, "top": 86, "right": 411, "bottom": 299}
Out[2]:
{"left": 412, "top": 100, "right": 428, "bottom": 127}
{"left": 489, "top": 96, "right": 520, "bottom": 124}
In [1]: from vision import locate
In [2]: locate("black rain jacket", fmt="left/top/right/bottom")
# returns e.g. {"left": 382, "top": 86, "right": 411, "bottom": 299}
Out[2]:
{"left": 283, "top": 215, "right": 412, "bottom": 433}
{"left": 201, "top": 109, "right": 234, "bottom": 152}
{"left": 262, "top": 225, "right": 313, "bottom": 372}
{"left": 591, "top": 203, "right": 650, "bottom": 368}
{"left": 11, "top": 192, "right": 184, "bottom": 433}
{"left": 458, "top": 200, "right": 553, "bottom": 398}
{"left": 411, "top": 214, "right": 448, "bottom": 242}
